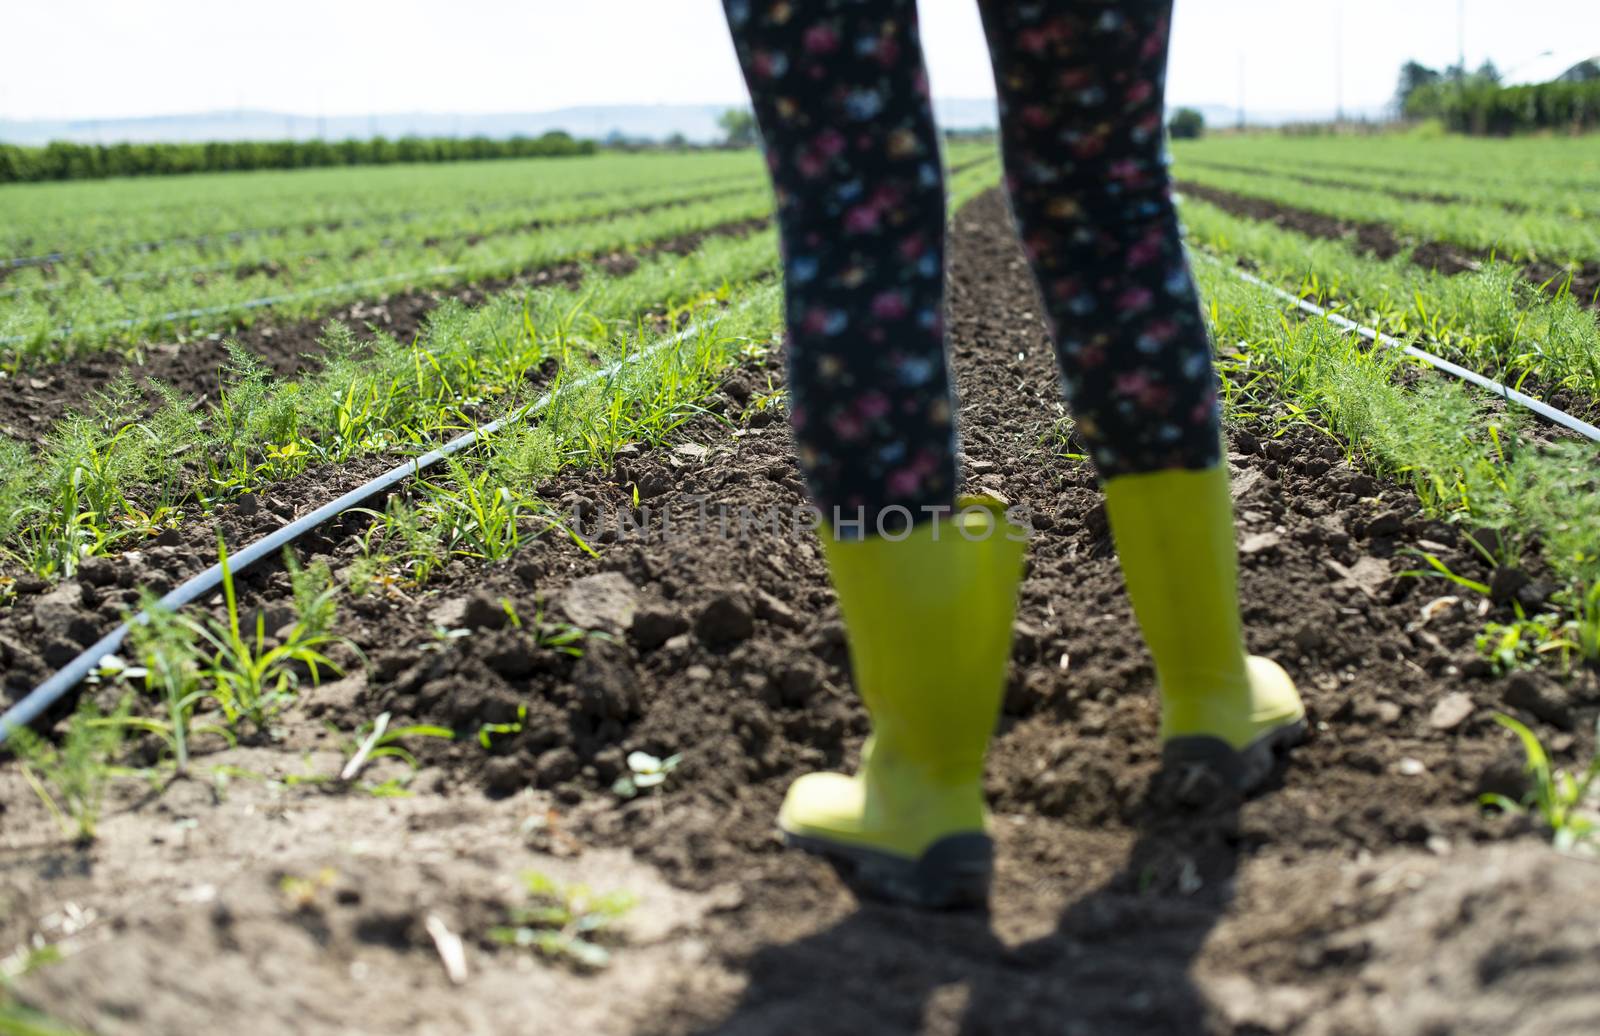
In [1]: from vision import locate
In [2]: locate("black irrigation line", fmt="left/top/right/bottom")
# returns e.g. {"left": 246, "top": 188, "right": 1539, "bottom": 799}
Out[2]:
{"left": 0, "top": 290, "right": 771, "bottom": 743}
{"left": 1192, "top": 251, "right": 1600, "bottom": 443}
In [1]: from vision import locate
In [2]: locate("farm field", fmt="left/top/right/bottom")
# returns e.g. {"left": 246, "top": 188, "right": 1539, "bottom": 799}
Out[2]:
{"left": 2, "top": 134, "right": 1599, "bottom": 1035}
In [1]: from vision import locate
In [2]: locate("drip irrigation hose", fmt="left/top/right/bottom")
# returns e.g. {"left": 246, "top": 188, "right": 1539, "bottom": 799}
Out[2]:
{"left": 0, "top": 291, "right": 770, "bottom": 743}
{"left": 1192, "top": 251, "right": 1600, "bottom": 443}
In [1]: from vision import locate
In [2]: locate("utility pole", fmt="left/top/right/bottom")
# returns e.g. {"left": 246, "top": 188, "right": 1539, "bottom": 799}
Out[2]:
{"left": 1237, "top": 54, "right": 1246, "bottom": 130}
{"left": 1334, "top": 1, "right": 1345, "bottom": 125}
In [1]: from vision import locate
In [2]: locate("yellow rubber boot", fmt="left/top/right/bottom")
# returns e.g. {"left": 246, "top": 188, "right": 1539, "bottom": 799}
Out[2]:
{"left": 778, "top": 497, "right": 1027, "bottom": 908}
{"left": 1102, "top": 466, "right": 1306, "bottom": 791}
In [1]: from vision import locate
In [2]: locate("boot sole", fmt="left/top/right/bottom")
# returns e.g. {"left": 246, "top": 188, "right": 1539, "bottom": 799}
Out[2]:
{"left": 1162, "top": 716, "right": 1308, "bottom": 795}
{"left": 781, "top": 830, "right": 993, "bottom": 910}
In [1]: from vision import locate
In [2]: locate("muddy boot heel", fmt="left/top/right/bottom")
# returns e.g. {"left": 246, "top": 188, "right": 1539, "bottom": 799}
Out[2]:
{"left": 1162, "top": 716, "right": 1308, "bottom": 794}
{"left": 786, "top": 831, "right": 993, "bottom": 910}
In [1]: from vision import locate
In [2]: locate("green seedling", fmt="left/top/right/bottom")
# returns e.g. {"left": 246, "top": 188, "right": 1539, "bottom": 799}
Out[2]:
{"left": 7, "top": 698, "right": 128, "bottom": 842}
{"left": 1481, "top": 713, "right": 1600, "bottom": 853}
{"left": 194, "top": 535, "right": 351, "bottom": 734}
{"left": 611, "top": 750, "right": 682, "bottom": 799}
{"left": 339, "top": 711, "right": 454, "bottom": 786}
{"left": 124, "top": 595, "right": 219, "bottom": 774}
{"left": 1476, "top": 607, "right": 1581, "bottom": 676}
{"left": 490, "top": 871, "right": 637, "bottom": 970}
{"left": 287, "top": 553, "right": 340, "bottom": 640}
{"left": 478, "top": 705, "right": 528, "bottom": 751}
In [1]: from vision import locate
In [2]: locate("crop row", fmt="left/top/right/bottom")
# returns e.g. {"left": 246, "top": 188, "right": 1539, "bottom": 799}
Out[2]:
{"left": 0, "top": 169, "right": 765, "bottom": 284}
{"left": 1170, "top": 162, "right": 1600, "bottom": 264}
{"left": 0, "top": 151, "right": 765, "bottom": 258}
{"left": 0, "top": 157, "right": 1001, "bottom": 587}
{"left": 1172, "top": 135, "right": 1600, "bottom": 194}
{"left": 3, "top": 142, "right": 999, "bottom": 262}
{"left": 1177, "top": 194, "right": 1600, "bottom": 404}
{"left": 1194, "top": 254, "right": 1600, "bottom": 672}
{"left": 1173, "top": 155, "right": 1600, "bottom": 222}
{"left": 0, "top": 188, "right": 776, "bottom": 361}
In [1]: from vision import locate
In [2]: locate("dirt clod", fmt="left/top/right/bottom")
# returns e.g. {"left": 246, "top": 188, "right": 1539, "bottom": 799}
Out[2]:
{"left": 694, "top": 592, "right": 754, "bottom": 646}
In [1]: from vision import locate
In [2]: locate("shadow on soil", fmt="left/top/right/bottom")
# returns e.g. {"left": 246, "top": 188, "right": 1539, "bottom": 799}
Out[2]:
{"left": 699, "top": 781, "right": 1247, "bottom": 1035}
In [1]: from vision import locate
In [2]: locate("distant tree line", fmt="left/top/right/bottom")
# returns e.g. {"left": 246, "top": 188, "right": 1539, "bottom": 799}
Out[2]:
{"left": 1396, "top": 57, "right": 1600, "bottom": 134}
{"left": 0, "top": 130, "right": 597, "bottom": 184}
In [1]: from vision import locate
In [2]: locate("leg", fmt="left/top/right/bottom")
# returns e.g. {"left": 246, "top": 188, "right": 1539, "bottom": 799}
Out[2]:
{"left": 719, "top": 0, "right": 1026, "bottom": 907}
{"left": 979, "top": 0, "right": 1304, "bottom": 788}
{"left": 722, "top": 0, "right": 957, "bottom": 534}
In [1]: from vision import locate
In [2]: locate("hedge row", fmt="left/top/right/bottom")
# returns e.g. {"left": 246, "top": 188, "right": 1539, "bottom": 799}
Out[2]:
{"left": 0, "top": 131, "right": 596, "bottom": 184}
{"left": 1404, "top": 80, "right": 1600, "bottom": 135}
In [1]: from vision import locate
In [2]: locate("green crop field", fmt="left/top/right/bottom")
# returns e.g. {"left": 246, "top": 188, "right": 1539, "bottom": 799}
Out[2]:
{"left": 2, "top": 128, "right": 1599, "bottom": 1033}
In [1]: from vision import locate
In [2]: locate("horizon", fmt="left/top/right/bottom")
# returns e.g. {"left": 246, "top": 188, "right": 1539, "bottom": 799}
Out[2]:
{"left": 5, "top": 1, "right": 1596, "bottom": 134}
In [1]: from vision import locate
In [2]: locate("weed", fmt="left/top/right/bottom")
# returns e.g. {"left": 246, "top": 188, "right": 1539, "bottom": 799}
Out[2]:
{"left": 1476, "top": 608, "right": 1582, "bottom": 675}
{"left": 286, "top": 552, "right": 339, "bottom": 639}
{"left": 1481, "top": 713, "right": 1600, "bottom": 852}
{"left": 124, "top": 595, "right": 214, "bottom": 773}
{"left": 7, "top": 698, "right": 128, "bottom": 842}
{"left": 195, "top": 536, "right": 350, "bottom": 735}
{"left": 477, "top": 705, "right": 527, "bottom": 751}
{"left": 339, "top": 711, "right": 454, "bottom": 785}
{"left": 490, "top": 871, "right": 636, "bottom": 970}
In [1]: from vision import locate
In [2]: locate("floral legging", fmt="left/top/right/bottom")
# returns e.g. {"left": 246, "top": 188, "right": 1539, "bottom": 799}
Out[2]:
{"left": 722, "top": 0, "right": 1220, "bottom": 531}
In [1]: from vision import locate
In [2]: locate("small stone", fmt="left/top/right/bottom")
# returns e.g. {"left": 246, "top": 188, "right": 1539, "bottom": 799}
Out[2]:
{"left": 1396, "top": 757, "right": 1427, "bottom": 776}
{"left": 1428, "top": 692, "right": 1474, "bottom": 731}
{"left": 695, "top": 593, "right": 754, "bottom": 646}
{"left": 686, "top": 664, "right": 713, "bottom": 682}
{"left": 753, "top": 590, "right": 801, "bottom": 630}
{"left": 1373, "top": 700, "right": 1403, "bottom": 725}
{"left": 555, "top": 572, "right": 639, "bottom": 635}
{"left": 427, "top": 597, "right": 469, "bottom": 630}
{"left": 1239, "top": 531, "right": 1283, "bottom": 557}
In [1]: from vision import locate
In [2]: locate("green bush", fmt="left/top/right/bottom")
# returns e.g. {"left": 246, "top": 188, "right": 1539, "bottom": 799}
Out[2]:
{"left": 1168, "top": 107, "right": 1205, "bottom": 140}
{"left": 0, "top": 131, "right": 597, "bottom": 184}
{"left": 1405, "top": 79, "right": 1600, "bottom": 135}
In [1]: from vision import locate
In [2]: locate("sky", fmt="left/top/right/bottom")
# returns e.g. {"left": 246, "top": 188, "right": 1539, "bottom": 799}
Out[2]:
{"left": 3, "top": 0, "right": 1595, "bottom": 123}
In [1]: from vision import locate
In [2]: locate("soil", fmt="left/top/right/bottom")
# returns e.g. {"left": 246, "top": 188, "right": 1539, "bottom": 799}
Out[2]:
{"left": 0, "top": 216, "right": 772, "bottom": 445}
{"left": 5, "top": 190, "right": 1600, "bottom": 1035}
{"left": 1176, "top": 180, "right": 1600, "bottom": 313}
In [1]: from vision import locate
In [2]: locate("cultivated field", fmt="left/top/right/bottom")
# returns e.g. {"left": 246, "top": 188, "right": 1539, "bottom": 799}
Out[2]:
{"left": 2, "top": 134, "right": 1598, "bottom": 1034}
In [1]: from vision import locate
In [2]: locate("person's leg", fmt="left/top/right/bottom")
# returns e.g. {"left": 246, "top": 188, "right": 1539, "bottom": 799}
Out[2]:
{"left": 720, "top": 0, "right": 1025, "bottom": 907}
{"left": 721, "top": 0, "right": 957, "bottom": 532}
{"left": 977, "top": 0, "right": 1303, "bottom": 788}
